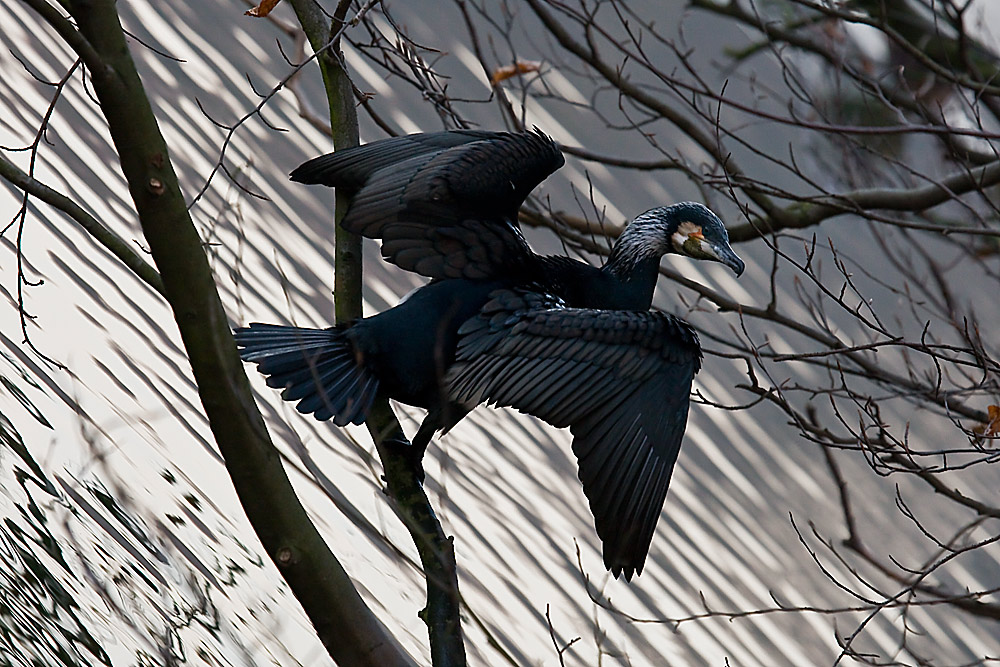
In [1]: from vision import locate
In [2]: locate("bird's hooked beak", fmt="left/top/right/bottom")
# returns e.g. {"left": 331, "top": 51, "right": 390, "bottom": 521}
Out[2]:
{"left": 716, "top": 243, "right": 745, "bottom": 277}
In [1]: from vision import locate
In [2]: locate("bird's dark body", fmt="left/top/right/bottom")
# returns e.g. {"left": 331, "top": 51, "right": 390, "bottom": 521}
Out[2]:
{"left": 235, "top": 129, "right": 743, "bottom": 580}
{"left": 351, "top": 279, "right": 502, "bottom": 410}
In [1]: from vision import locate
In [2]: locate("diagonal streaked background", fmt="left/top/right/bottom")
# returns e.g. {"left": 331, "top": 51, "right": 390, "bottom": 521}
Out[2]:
{"left": 1, "top": 2, "right": 997, "bottom": 665}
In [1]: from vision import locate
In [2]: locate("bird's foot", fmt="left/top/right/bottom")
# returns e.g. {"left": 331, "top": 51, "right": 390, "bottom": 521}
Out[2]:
{"left": 382, "top": 435, "right": 427, "bottom": 484}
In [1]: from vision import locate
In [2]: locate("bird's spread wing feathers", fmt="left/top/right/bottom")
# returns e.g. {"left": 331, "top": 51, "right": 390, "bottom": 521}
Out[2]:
{"left": 291, "top": 129, "right": 565, "bottom": 280}
{"left": 289, "top": 129, "right": 497, "bottom": 193}
{"left": 447, "top": 289, "right": 702, "bottom": 580}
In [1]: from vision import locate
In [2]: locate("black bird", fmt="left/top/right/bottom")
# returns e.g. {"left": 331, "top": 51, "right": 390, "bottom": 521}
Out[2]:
{"left": 235, "top": 130, "right": 744, "bottom": 580}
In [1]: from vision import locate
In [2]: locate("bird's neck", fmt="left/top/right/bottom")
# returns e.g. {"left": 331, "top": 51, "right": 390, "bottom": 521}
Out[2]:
{"left": 600, "top": 254, "right": 661, "bottom": 310}
{"left": 601, "top": 216, "right": 675, "bottom": 309}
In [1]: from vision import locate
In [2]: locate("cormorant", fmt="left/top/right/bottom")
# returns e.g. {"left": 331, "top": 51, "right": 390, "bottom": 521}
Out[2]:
{"left": 235, "top": 129, "right": 744, "bottom": 580}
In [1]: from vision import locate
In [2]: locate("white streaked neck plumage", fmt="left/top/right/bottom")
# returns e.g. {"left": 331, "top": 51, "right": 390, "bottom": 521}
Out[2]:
{"left": 604, "top": 206, "right": 677, "bottom": 279}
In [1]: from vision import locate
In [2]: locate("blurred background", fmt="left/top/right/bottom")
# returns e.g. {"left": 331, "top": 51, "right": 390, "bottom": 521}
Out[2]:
{"left": 1, "top": 1, "right": 998, "bottom": 665}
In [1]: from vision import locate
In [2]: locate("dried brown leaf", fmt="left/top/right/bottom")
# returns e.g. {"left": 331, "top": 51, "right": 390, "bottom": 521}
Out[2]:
{"left": 986, "top": 405, "right": 1000, "bottom": 437}
{"left": 245, "top": 0, "right": 281, "bottom": 18}
{"left": 973, "top": 405, "right": 1000, "bottom": 438}
{"left": 491, "top": 60, "right": 542, "bottom": 85}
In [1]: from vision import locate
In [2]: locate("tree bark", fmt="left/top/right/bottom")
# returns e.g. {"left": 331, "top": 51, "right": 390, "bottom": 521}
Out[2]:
{"left": 19, "top": 1, "right": 417, "bottom": 663}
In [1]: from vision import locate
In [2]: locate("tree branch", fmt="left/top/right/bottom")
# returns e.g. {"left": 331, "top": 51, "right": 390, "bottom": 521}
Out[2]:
{"left": 0, "top": 152, "right": 165, "bottom": 297}
{"left": 525, "top": 0, "right": 789, "bottom": 224}
{"left": 19, "top": 0, "right": 103, "bottom": 71}
{"left": 287, "top": 0, "right": 466, "bottom": 663}
{"left": 49, "top": 1, "right": 414, "bottom": 663}
{"left": 728, "top": 159, "right": 1000, "bottom": 242}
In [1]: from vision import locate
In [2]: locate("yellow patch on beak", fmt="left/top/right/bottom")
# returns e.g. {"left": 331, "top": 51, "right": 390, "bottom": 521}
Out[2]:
{"left": 672, "top": 221, "right": 707, "bottom": 255}
{"left": 672, "top": 221, "right": 724, "bottom": 261}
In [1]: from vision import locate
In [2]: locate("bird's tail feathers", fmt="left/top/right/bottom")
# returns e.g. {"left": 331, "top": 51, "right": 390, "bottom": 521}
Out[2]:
{"left": 234, "top": 323, "right": 377, "bottom": 426}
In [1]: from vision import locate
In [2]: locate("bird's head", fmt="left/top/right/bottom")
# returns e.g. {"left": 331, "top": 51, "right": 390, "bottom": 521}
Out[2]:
{"left": 606, "top": 201, "right": 745, "bottom": 282}
{"left": 663, "top": 202, "right": 744, "bottom": 277}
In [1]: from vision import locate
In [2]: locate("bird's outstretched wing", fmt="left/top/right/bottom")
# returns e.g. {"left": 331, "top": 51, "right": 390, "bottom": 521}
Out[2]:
{"left": 447, "top": 289, "right": 702, "bottom": 580}
{"left": 290, "top": 129, "right": 497, "bottom": 193}
{"left": 290, "top": 129, "right": 565, "bottom": 280}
